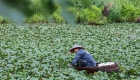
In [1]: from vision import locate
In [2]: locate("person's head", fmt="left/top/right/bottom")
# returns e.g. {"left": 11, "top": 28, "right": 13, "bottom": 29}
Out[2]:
{"left": 69, "top": 44, "right": 84, "bottom": 53}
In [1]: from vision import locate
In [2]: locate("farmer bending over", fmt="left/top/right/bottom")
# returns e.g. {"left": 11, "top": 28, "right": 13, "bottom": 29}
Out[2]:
{"left": 68, "top": 44, "right": 96, "bottom": 68}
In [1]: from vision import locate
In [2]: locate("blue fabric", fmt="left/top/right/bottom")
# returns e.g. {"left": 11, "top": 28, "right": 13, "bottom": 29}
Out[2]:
{"left": 71, "top": 49, "right": 96, "bottom": 67}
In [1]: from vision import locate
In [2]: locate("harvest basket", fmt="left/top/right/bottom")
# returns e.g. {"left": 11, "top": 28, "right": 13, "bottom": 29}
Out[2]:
{"left": 75, "top": 62, "right": 119, "bottom": 74}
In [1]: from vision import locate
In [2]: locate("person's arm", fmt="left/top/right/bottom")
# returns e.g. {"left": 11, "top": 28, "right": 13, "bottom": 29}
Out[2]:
{"left": 71, "top": 50, "right": 84, "bottom": 66}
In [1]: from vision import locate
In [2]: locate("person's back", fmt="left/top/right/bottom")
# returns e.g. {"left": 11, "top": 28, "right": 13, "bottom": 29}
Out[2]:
{"left": 69, "top": 44, "right": 96, "bottom": 68}
{"left": 77, "top": 49, "right": 96, "bottom": 67}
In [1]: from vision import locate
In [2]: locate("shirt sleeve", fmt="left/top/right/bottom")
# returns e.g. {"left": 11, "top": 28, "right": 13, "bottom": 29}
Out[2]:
{"left": 71, "top": 50, "right": 84, "bottom": 66}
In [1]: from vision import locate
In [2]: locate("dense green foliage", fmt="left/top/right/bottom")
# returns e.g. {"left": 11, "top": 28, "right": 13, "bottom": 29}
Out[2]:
{"left": 83, "top": 5, "right": 106, "bottom": 24}
{"left": 0, "top": 23, "right": 140, "bottom": 79}
{"left": 0, "top": 0, "right": 140, "bottom": 24}
{"left": 120, "top": 3, "right": 140, "bottom": 22}
{"left": 27, "top": 0, "right": 140, "bottom": 24}
{"left": 0, "top": 16, "right": 10, "bottom": 23}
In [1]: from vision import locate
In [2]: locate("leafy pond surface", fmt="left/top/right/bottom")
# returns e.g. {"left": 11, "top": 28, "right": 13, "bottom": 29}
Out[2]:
{"left": 0, "top": 23, "right": 140, "bottom": 80}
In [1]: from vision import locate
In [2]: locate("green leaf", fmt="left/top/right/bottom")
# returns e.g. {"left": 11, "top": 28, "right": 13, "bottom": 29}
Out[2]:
{"left": 61, "top": 9, "right": 75, "bottom": 25}
{"left": 54, "top": 0, "right": 75, "bottom": 25}
{"left": 119, "top": 73, "right": 125, "bottom": 78}
{"left": 3, "top": 0, "right": 34, "bottom": 17}
{"left": 0, "top": 1, "right": 25, "bottom": 23}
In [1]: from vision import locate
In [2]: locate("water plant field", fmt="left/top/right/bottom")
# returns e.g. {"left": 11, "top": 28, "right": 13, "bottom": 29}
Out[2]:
{"left": 0, "top": 23, "right": 140, "bottom": 80}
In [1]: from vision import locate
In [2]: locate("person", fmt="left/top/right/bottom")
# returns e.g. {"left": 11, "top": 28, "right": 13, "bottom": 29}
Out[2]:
{"left": 68, "top": 44, "right": 96, "bottom": 68}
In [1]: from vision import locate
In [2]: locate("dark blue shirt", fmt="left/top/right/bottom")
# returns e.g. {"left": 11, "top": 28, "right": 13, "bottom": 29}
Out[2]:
{"left": 71, "top": 49, "right": 96, "bottom": 67}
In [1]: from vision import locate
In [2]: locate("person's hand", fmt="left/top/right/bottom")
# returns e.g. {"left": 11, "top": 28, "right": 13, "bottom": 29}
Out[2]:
{"left": 68, "top": 63, "right": 73, "bottom": 68}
